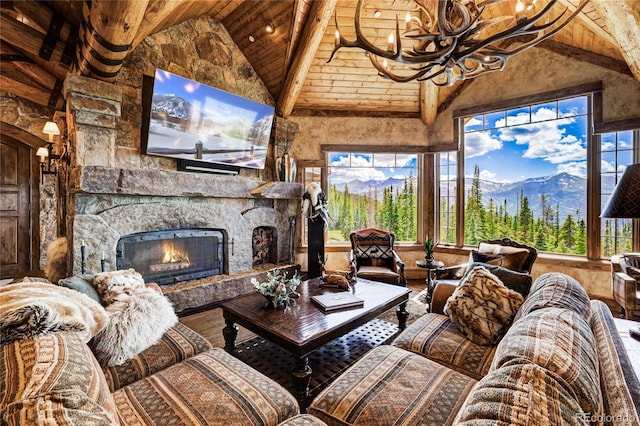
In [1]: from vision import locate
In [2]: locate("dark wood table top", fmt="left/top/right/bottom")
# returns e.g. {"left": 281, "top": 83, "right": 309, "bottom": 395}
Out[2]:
{"left": 222, "top": 277, "right": 410, "bottom": 357}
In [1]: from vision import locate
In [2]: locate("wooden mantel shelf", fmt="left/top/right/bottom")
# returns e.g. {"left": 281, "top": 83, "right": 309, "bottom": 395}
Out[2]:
{"left": 69, "top": 166, "right": 302, "bottom": 200}
{"left": 251, "top": 181, "right": 303, "bottom": 199}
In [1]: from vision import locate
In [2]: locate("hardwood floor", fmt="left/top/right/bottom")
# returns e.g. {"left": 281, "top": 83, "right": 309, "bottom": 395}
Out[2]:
{"left": 179, "top": 279, "right": 427, "bottom": 348}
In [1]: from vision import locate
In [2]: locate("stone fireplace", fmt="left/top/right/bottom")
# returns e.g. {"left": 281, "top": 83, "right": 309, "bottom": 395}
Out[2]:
{"left": 63, "top": 75, "right": 302, "bottom": 314}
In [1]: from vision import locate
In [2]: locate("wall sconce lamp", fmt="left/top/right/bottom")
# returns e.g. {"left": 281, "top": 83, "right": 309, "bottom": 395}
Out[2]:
{"left": 36, "top": 121, "right": 68, "bottom": 183}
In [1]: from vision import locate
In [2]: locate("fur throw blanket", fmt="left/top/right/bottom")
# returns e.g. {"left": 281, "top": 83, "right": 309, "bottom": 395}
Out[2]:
{"left": 0, "top": 282, "right": 108, "bottom": 345}
{"left": 90, "top": 269, "right": 178, "bottom": 366}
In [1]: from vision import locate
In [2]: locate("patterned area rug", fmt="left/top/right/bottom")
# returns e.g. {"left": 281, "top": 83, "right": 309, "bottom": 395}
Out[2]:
{"left": 231, "top": 290, "right": 430, "bottom": 408}
{"left": 378, "top": 288, "right": 429, "bottom": 324}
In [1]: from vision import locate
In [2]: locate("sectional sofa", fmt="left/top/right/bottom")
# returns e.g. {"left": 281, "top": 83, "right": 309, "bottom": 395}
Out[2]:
{"left": 2, "top": 271, "right": 639, "bottom": 425}
{"left": 307, "top": 272, "right": 640, "bottom": 425}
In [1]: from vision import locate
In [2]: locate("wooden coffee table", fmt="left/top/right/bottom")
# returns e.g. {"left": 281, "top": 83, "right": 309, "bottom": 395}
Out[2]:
{"left": 222, "top": 277, "right": 410, "bottom": 404}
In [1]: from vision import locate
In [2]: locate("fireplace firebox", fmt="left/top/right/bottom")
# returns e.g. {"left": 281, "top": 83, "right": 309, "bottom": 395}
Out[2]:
{"left": 116, "top": 229, "right": 224, "bottom": 285}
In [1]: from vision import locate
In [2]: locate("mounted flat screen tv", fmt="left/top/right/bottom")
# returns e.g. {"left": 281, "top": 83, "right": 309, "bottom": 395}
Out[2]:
{"left": 141, "top": 69, "right": 274, "bottom": 170}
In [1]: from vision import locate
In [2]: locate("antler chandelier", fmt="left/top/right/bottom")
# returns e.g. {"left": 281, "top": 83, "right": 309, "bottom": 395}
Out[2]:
{"left": 329, "top": 0, "right": 589, "bottom": 86}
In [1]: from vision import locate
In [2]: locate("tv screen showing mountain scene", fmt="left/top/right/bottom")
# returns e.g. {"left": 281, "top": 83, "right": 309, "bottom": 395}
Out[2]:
{"left": 143, "top": 69, "right": 274, "bottom": 169}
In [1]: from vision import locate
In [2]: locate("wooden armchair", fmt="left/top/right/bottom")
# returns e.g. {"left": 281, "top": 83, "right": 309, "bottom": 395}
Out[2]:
{"left": 610, "top": 253, "right": 640, "bottom": 319}
{"left": 349, "top": 228, "right": 406, "bottom": 287}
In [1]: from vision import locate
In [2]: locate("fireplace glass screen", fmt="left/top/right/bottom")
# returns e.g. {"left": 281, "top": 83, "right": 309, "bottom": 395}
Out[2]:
{"left": 116, "top": 229, "right": 224, "bottom": 285}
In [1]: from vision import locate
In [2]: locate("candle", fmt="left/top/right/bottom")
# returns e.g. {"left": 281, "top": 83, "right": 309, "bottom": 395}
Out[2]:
{"left": 80, "top": 241, "right": 86, "bottom": 274}
{"left": 100, "top": 250, "right": 107, "bottom": 272}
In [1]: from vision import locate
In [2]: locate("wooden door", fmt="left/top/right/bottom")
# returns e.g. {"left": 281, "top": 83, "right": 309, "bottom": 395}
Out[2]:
{"left": 0, "top": 138, "right": 37, "bottom": 278}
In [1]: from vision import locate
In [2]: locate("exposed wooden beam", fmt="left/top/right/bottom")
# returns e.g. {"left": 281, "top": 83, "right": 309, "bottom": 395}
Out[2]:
{"left": 1, "top": 44, "right": 59, "bottom": 91}
{"left": 437, "top": 80, "right": 473, "bottom": 115}
{"left": 556, "top": 0, "right": 621, "bottom": 49}
{"left": 538, "top": 40, "right": 632, "bottom": 76}
{"left": 278, "top": 0, "right": 337, "bottom": 118}
{"left": 75, "top": 0, "right": 149, "bottom": 82}
{"left": 284, "top": 0, "right": 309, "bottom": 76}
{"left": 9, "top": 0, "right": 76, "bottom": 46}
{"left": 132, "top": 0, "right": 191, "bottom": 48}
{"left": 591, "top": 0, "right": 640, "bottom": 83}
{"left": 420, "top": 81, "right": 438, "bottom": 126}
{"left": 0, "top": 71, "right": 63, "bottom": 110}
{"left": 0, "top": 13, "right": 69, "bottom": 79}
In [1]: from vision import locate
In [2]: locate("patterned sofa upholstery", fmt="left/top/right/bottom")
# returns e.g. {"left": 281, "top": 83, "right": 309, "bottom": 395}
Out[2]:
{"left": 308, "top": 272, "right": 640, "bottom": 425}
{"left": 1, "top": 291, "right": 304, "bottom": 425}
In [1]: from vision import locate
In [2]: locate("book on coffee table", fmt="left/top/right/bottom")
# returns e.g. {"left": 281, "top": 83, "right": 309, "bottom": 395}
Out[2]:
{"left": 311, "top": 292, "right": 364, "bottom": 311}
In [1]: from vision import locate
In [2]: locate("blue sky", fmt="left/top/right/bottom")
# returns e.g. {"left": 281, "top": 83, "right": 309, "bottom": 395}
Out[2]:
{"left": 326, "top": 97, "right": 597, "bottom": 186}
{"left": 463, "top": 96, "right": 589, "bottom": 183}
{"left": 328, "top": 153, "right": 417, "bottom": 184}
{"left": 153, "top": 69, "right": 273, "bottom": 124}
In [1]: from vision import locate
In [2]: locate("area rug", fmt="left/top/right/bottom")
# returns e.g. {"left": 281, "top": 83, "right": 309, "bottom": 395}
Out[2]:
{"left": 231, "top": 290, "right": 430, "bottom": 407}
{"left": 377, "top": 288, "right": 429, "bottom": 325}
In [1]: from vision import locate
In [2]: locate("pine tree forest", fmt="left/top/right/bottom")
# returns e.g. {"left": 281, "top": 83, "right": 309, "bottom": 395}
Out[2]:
{"left": 327, "top": 173, "right": 418, "bottom": 242}
{"left": 442, "top": 165, "right": 633, "bottom": 256}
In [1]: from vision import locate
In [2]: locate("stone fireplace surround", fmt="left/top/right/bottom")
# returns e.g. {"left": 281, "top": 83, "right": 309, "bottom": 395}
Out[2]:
{"left": 71, "top": 167, "right": 302, "bottom": 314}
{"left": 63, "top": 75, "right": 302, "bottom": 314}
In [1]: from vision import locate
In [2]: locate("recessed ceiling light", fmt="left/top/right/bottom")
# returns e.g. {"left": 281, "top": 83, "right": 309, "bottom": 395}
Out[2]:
{"left": 374, "top": 10, "right": 381, "bottom": 18}
{"left": 249, "top": 35, "right": 255, "bottom": 42}
{"left": 265, "top": 23, "right": 274, "bottom": 34}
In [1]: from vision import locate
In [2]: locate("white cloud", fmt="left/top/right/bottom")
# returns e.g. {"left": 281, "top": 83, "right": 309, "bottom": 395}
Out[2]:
{"left": 523, "top": 133, "right": 586, "bottom": 164}
{"left": 496, "top": 112, "right": 586, "bottom": 165}
{"left": 465, "top": 169, "right": 513, "bottom": 183}
{"left": 557, "top": 161, "right": 587, "bottom": 177}
{"left": 465, "top": 131, "right": 502, "bottom": 158}
{"left": 330, "top": 167, "right": 386, "bottom": 183}
{"left": 601, "top": 141, "right": 616, "bottom": 151}
{"left": 601, "top": 160, "right": 616, "bottom": 173}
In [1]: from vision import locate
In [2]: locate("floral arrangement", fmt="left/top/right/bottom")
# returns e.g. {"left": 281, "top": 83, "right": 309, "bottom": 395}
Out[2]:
{"left": 251, "top": 269, "right": 302, "bottom": 309}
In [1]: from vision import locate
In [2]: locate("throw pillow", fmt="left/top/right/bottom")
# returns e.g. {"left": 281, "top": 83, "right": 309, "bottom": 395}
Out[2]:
{"left": 90, "top": 280, "right": 178, "bottom": 366}
{"left": 93, "top": 268, "right": 146, "bottom": 306}
{"left": 444, "top": 266, "right": 525, "bottom": 346}
{"left": 58, "top": 274, "right": 101, "bottom": 304}
{"left": 470, "top": 250, "right": 503, "bottom": 266}
{"left": 0, "top": 282, "right": 108, "bottom": 345}
{"left": 626, "top": 265, "right": 640, "bottom": 282}
{"left": 463, "top": 262, "right": 533, "bottom": 298}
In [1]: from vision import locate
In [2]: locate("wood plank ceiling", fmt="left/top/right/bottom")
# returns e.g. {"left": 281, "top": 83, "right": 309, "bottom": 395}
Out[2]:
{"left": 1, "top": 0, "right": 638, "bottom": 123}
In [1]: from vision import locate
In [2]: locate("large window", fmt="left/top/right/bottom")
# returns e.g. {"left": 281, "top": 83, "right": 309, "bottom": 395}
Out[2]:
{"left": 304, "top": 152, "right": 419, "bottom": 244}
{"left": 464, "top": 96, "right": 589, "bottom": 254}
{"left": 439, "top": 90, "right": 638, "bottom": 258}
{"left": 438, "top": 151, "right": 457, "bottom": 245}
{"left": 600, "top": 130, "right": 636, "bottom": 256}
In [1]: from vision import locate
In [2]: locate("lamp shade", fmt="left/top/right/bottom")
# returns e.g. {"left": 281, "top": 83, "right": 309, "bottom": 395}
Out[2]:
{"left": 35, "top": 147, "right": 49, "bottom": 158}
{"left": 601, "top": 164, "right": 640, "bottom": 219}
{"left": 42, "top": 121, "right": 60, "bottom": 136}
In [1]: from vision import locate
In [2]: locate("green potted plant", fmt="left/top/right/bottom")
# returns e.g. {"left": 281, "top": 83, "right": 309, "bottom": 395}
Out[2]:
{"left": 424, "top": 235, "right": 435, "bottom": 263}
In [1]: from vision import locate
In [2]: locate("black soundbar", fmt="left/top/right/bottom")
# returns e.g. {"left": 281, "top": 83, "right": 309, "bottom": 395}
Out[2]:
{"left": 177, "top": 159, "right": 240, "bottom": 175}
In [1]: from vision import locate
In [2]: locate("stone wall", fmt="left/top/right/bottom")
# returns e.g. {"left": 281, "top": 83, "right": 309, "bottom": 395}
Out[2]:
{"left": 61, "top": 15, "right": 302, "bottom": 305}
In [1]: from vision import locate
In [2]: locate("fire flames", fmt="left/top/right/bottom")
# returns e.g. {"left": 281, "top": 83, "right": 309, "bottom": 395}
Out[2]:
{"left": 149, "top": 241, "right": 191, "bottom": 273}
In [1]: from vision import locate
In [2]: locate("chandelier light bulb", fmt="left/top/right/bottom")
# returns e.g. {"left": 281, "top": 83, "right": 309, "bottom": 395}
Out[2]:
{"left": 387, "top": 32, "right": 394, "bottom": 52}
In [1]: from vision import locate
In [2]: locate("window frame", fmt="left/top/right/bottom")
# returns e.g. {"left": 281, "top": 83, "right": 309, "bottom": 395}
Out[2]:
{"left": 440, "top": 81, "right": 639, "bottom": 259}
{"left": 299, "top": 145, "right": 429, "bottom": 247}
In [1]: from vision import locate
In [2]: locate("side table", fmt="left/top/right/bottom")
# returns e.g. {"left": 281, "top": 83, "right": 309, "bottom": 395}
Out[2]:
{"left": 415, "top": 259, "right": 444, "bottom": 312}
